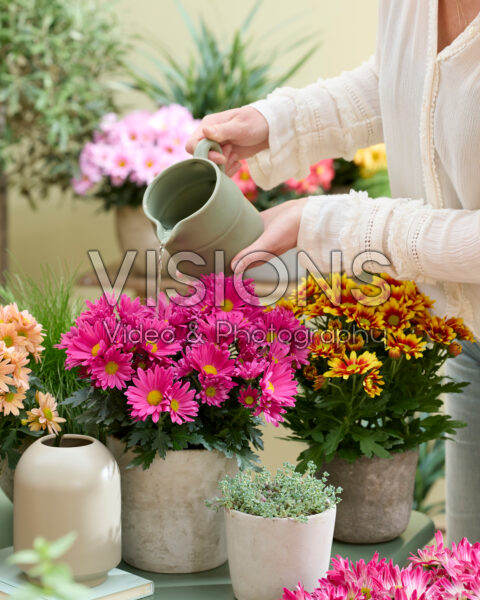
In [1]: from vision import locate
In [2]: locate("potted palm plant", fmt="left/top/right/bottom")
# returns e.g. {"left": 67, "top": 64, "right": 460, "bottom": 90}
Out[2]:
{"left": 208, "top": 462, "right": 341, "bottom": 600}
{"left": 282, "top": 272, "right": 472, "bottom": 543}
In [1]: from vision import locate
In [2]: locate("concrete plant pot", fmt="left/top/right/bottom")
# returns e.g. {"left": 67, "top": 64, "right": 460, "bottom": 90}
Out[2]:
{"left": 115, "top": 205, "right": 163, "bottom": 276}
{"left": 225, "top": 507, "right": 336, "bottom": 600}
{"left": 323, "top": 449, "right": 419, "bottom": 543}
{"left": 109, "top": 438, "right": 237, "bottom": 573}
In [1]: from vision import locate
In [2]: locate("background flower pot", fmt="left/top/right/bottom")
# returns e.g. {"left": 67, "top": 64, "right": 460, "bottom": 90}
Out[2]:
{"left": 225, "top": 507, "right": 336, "bottom": 600}
{"left": 14, "top": 434, "right": 121, "bottom": 586}
{"left": 109, "top": 438, "right": 237, "bottom": 573}
{"left": 323, "top": 449, "right": 418, "bottom": 543}
{"left": 115, "top": 205, "right": 165, "bottom": 277}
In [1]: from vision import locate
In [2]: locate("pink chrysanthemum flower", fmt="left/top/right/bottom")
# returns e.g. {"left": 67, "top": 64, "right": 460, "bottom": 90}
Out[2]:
{"left": 0, "top": 389, "right": 26, "bottom": 417}
{"left": 164, "top": 380, "right": 198, "bottom": 424}
{"left": 141, "top": 319, "right": 183, "bottom": 360}
{"left": 255, "top": 397, "right": 287, "bottom": 426}
{"left": 90, "top": 347, "right": 133, "bottom": 390}
{"left": 238, "top": 385, "right": 260, "bottom": 410}
{"left": 260, "top": 361, "right": 298, "bottom": 405}
{"left": 231, "top": 160, "right": 258, "bottom": 202}
{"left": 234, "top": 359, "right": 267, "bottom": 380}
{"left": 187, "top": 342, "right": 235, "bottom": 379}
{"left": 126, "top": 364, "right": 175, "bottom": 423}
{"left": 198, "top": 375, "right": 234, "bottom": 407}
{"left": 59, "top": 320, "right": 111, "bottom": 368}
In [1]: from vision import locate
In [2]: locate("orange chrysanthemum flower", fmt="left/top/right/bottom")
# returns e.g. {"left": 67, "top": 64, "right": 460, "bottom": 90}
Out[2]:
{"left": 386, "top": 333, "right": 427, "bottom": 360}
{"left": 423, "top": 316, "right": 456, "bottom": 344}
{"left": 324, "top": 351, "right": 382, "bottom": 379}
{"left": 309, "top": 337, "right": 342, "bottom": 360}
{"left": 379, "top": 297, "right": 415, "bottom": 331}
{"left": 303, "top": 365, "right": 318, "bottom": 381}
{"left": 445, "top": 317, "right": 475, "bottom": 342}
{"left": 363, "top": 369, "right": 384, "bottom": 397}
{"left": 448, "top": 342, "right": 462, "bottom": 357}
{"left": 345, "top": 333, "right": 365, "bottom": 352}
{"left": 344, "top": 305, "right": 384, "bottom": 331}
{"left": 313, "top": 374, "right": 325, "bottom": 391}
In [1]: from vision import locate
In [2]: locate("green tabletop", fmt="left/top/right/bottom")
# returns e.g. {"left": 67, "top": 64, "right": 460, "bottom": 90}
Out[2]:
{"left": 0, "top": 492, "right": 434, "bottom": 600}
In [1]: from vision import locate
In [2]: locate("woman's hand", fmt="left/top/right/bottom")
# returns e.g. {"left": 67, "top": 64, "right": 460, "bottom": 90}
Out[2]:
{"left": 185, "top": 106, "right": 269, "bottom": 176}
{"left": 231, "top": 198, "right": 308, "bottom": 272}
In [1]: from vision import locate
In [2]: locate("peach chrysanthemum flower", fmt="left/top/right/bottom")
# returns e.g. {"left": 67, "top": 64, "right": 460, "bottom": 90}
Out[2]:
{"left": 0, "top": 353, "right": 15, "bottom": 394}
{"left": 13, "top": 310, "right": 45, "bottom": 361}
{"left": 0, "top": 322, "right": 22, "bottom": 350}
{"left": 0, "top": 389, "right": 26, "bottom": 416}
{"left": 4, "top": 348, "right": 31, "bottom": 391}
{"left": 26, "top": 391, "right": 66, "bottom": 436}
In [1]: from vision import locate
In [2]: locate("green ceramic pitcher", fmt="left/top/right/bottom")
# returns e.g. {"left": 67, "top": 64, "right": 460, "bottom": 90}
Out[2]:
{"left": 143, "top": 138, "right": 264, "bottom": 277}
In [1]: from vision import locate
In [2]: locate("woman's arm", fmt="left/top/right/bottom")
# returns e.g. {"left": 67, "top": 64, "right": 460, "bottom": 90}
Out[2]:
{"left": 247, "top": 56, "right": 383, "bottom": 189}
{"left": 233, "top": 193, "right": 480, "bottom": 286}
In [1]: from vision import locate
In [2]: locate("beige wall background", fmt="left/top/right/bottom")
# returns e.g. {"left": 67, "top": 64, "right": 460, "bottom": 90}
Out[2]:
{"left": 7, "top": 0, "right": 378, "bottom": 471}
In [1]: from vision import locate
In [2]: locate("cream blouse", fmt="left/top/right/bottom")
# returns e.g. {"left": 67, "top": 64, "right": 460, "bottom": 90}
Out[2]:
{"left": 247, "top": 0, "right": 480, "bottom": 338}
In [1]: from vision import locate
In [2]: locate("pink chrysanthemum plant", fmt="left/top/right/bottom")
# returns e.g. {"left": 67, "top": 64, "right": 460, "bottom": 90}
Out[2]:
{"left": 0, "top": 303, "right": 66, "bottom": 467}
{"left": 72, "top": 105, "right": 198, "bottom": 210}
{"left": 282, "top": 530, "right": 480, "bottom": 600}
{"left": 59, "top": 275, "right": 309, "bottom": 469}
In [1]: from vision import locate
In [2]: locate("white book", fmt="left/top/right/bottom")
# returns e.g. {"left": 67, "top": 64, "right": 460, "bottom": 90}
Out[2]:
{"left": 0, "top": 547, "right": 154, "bottom": 600}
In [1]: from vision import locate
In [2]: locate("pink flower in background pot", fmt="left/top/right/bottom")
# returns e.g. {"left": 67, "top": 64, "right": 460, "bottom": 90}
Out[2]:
{"left": 72, "top": 104, "right": 199, "bottom": 196}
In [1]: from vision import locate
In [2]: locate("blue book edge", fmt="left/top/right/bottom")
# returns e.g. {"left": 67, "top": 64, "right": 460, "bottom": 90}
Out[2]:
{"left": 0, "top": 547, "right": 154, "bottom": 600}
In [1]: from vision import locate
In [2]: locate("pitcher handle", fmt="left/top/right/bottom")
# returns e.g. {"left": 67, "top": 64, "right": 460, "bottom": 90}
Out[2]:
{"left": 194, "top": 138, "right": 226, "bottom": 173}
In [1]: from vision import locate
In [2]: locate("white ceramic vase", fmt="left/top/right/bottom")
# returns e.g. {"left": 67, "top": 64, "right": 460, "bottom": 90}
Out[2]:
{"left": 108, "top": 438, "right": 237, "bottom": 573}
{"left": 13, "top": 435, "right": 121, "bottom": 586}
{"left": 225, "top": 507, "right": 336, "bottom": 600}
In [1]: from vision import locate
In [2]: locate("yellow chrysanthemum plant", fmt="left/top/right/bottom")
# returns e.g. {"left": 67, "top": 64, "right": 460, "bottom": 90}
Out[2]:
{"left": 0, "top": 303, "right": 66, "bottom": 468}
{"left": 282, "top": 272, "right": 473, "bottom": 471}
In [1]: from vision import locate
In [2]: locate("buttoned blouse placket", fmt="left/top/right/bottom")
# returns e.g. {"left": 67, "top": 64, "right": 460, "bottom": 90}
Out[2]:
{"left": 420, "top": 0, "right": 480, "bottom": 321}
{"left": 421, "top": 0, "right": 480, "bottom": 212}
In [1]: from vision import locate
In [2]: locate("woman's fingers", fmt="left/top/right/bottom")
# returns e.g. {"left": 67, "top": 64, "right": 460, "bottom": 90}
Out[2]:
{"left": 186, "top": 107, "right": 269, "bottom": 164}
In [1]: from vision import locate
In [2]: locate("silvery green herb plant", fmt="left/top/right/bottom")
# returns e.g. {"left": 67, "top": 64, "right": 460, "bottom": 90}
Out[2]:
{"left": 208, "top": 462, "right": 341, "bottom": 523}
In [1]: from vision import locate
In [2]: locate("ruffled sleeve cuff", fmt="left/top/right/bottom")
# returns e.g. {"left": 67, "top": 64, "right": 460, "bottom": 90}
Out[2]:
{"left": 246, "top": 96, "right": 310, "bottom": 190}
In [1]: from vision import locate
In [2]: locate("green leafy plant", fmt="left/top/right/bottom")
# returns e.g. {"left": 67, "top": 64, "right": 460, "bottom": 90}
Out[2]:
{"left": 282, "top": 273, "right": 470, "bottom": 470}
{"left": 207, "top": 462, "right": 341, "bottom": 523}
{"left": 8, "top": 533, "right": 88, "bottom": 600}
{"left": 132, "top": 0, "right": 318, "bottom": 119}
{"left": 413, "top": 439, "right": 446, "bottom": 515}
{"left": 0, "top": 0, "right": 127, "bottom": 199}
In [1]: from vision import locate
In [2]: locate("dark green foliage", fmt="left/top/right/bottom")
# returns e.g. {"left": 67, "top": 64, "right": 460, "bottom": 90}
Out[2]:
{"left": 62, "top": 386, "right": 264, "bottom": 470}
